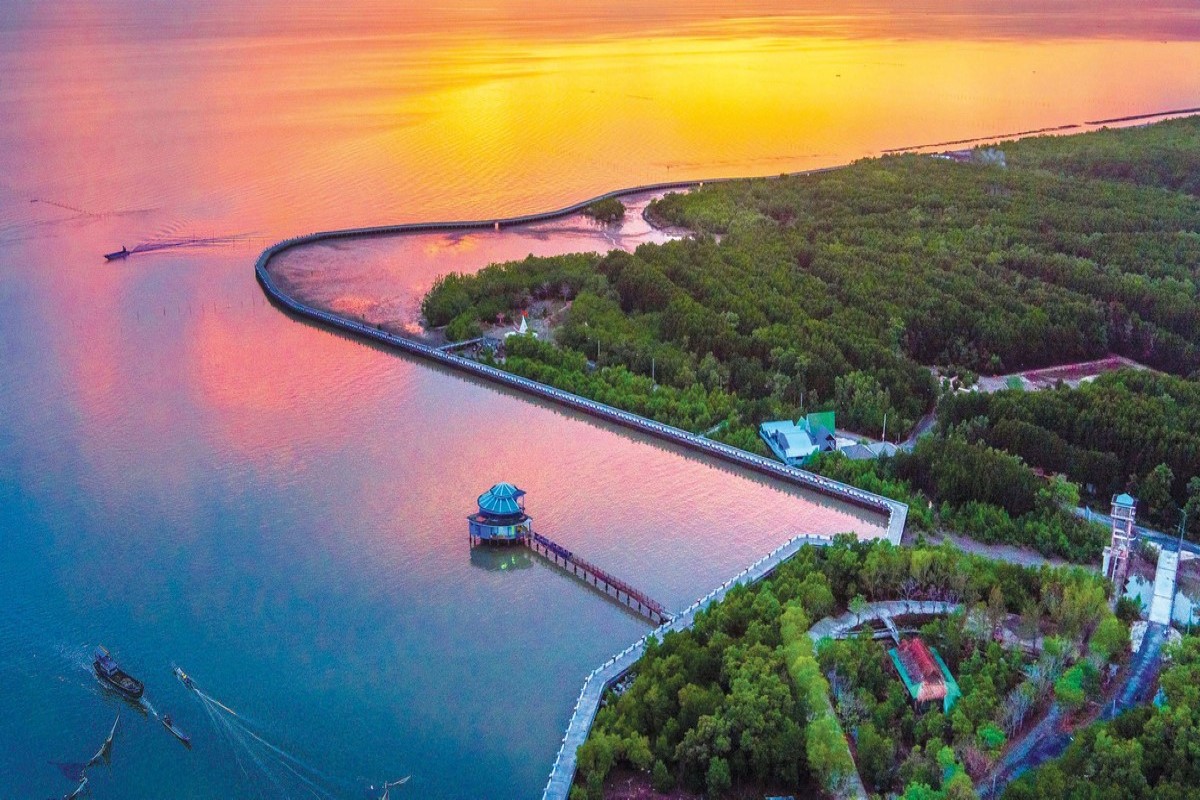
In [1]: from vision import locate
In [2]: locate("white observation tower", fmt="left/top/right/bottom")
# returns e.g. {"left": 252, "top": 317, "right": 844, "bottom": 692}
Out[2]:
{"left": 1102, "top": 493, "right": 1137, "bottom": 596}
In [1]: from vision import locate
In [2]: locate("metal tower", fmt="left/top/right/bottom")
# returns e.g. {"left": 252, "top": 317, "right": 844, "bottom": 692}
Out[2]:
{"left": 1102, "top": 493, "right": 1137, "bottom": 595}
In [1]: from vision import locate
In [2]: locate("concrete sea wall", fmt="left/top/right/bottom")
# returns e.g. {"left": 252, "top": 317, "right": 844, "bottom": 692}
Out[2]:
{"left": 252, "top": 181, "right": 906, "bottom": 532}
{"left": 252, "top": 179, "right": 909, "bottom": 798}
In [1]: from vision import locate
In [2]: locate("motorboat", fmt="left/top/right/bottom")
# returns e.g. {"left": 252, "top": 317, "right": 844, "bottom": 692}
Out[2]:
{"left": 93, "top": 647, "right": 144, "bottom": 700}
{"left": 174, "top": 666, "right": 195, "bottom": 690}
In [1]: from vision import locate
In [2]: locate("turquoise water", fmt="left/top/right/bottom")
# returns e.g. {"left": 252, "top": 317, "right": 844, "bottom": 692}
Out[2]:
{"left": 0, "top": 221, "right": 879, "bottom": 799}
{"left": 3, "top": 4, "right": 1198, "bottom": 798}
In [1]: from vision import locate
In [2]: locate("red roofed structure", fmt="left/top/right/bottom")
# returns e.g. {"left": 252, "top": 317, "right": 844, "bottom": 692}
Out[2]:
{"left": 888, "top": 637, "right": 962, "bottom": 712}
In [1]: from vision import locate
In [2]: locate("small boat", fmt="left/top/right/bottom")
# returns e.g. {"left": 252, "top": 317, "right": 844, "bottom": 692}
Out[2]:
{"left": 104, "top": 246, "right": 129, "bottom": 261}
{"left": 378, "top": 776, "right": 410, "bottom": 800}
{"left": 161, "top": 714, "right": 191, "bottom": 746}
{"left": 173, "top": 666, "right": 195, "bottom": 690}
{"left": 93, "top": 646, "right": 144, "bottom": 700}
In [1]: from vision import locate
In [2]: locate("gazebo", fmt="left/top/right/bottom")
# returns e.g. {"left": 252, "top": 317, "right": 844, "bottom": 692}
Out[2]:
{"left": 467, "top": 483, "right": 532, "bottom": 544}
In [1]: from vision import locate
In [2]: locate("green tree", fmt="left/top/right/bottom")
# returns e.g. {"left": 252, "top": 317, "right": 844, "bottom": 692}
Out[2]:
{"left": 1140, "top": 463, "right": 1177, "bottom": 521}
{"left": 850, "top": 594, "right": 869, "bottom": 626}
{"left": 705, "top": 756, "right": 732, "bottom": 797}
{"left": 901, "top": 783, "right": 941, "bottom": 800}
{"left": 1054, "top": 662, "right": 1098, "bottom": 713}
{"left": 977, "top": 722, "right": 1007, "bottom": 756}
{"left": 1089, "top": 616, "right": 1130, "bottom": 664}
{"left": 857, "top": 722, "right": 894, "bottom": 790}
{"left": 1185, "top": 476, "right": 1200, "bottom": 535}
{"left": 585, "top": 197, "right": 626, "bottom": 224}
{"left": 651, "top": 759, "right": 673, "bottom": 792}
{"left": 806, "top": 714, "right": 856, "bottom": 796}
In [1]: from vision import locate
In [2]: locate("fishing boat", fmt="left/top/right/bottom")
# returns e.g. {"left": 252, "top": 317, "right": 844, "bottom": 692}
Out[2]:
{"left": 93, "top": 646, "right": 144, "bottom": 700}
{"left": 104, "top": 246, "right": 129, "bottom": 260}
{"left": 174, "top": 666, "right": 195, "bottom": 690}
{"left": 161, "top": 714, "right": 191, "bottom": 746}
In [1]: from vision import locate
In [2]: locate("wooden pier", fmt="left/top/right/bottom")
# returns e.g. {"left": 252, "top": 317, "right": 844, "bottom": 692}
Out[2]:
{"left": 525, "top": 532, "right": 671, "bottom": 625}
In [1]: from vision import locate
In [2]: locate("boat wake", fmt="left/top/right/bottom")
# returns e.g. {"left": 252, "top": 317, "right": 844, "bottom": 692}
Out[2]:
{"left": 129, "top": 233, "right": 253, "bottom": 255}
{"left": 178, "top": 670, "right": 360, "bottom": 799}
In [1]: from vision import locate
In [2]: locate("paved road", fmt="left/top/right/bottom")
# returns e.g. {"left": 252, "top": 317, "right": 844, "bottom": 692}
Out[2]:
{"left": 981, "top": 622, "right": 1169, "bottom": 797}
{"left": 1073, "top": 507, "right": 1199, "bottom": 558}
{"left": 921, "top": 530, "right": 1084, "bottom": 570}
{"left": 1105, "top": 623, "right": 1168, "bottom": 718}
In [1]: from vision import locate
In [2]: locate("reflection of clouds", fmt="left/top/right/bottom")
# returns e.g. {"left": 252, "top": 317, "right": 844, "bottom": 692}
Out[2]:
{"left": 185, "top": 296, "right": 391, "bottom": 465}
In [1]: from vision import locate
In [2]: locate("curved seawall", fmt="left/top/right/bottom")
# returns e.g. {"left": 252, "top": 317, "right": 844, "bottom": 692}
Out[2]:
{"left": 254, "top": 180, "right": 908, "bottom": 798}
{"left": 253, "top": 177, "right": 906, "bottom": 536}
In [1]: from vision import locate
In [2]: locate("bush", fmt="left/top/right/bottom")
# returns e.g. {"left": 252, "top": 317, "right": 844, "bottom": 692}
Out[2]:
{"left": 651, "top": 759, "right": 673, "bottom": 792}
{"left": 705, "top": 756, "right": 732, "bottom": 796}
{"left": 1115, "top": 596, "right": 1142, "bottom": 624}
{"left": 1089, "top": 616, "right": 1130, "bottom": 664}
{"left": 584, "top": 197, "right": 626, "bottom": 224}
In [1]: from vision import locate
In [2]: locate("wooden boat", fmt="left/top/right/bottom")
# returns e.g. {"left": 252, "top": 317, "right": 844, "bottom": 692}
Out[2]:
{"left": 161, "top": 714, "right": 191, "bottom": 746}
{"left": 104, "top": 246, "right": 129, "bottom": 260}
{"left": 93, "top": 646, "right": 144, "bottom": 699}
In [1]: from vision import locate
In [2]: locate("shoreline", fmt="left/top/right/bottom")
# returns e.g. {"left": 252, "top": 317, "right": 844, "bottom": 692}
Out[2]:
{"left": 253, "top": 107, "right": 1197, "bottom": 799}
{"left": 254, "top": 166, "right": 903, "bottom": 524}
{"left": 252, "top": 170, "right": 903, "bottom": 800}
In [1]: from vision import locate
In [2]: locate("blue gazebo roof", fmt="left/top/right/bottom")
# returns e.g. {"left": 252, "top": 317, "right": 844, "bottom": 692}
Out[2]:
{"left": 478, "top": 483, "right": 526, "bottom": 516}
{"left": 1114, "top": 493, "right": 1137, "bottom": 508}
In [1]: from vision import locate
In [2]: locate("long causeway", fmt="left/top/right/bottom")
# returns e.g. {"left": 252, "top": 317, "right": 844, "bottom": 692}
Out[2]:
{"left": 253, "top": 183, "right": 910, "bottom": 800}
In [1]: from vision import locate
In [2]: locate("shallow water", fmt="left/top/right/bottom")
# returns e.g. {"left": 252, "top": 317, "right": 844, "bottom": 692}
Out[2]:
{"left": 267, "top": 190, "right": 683, "bottom": 335}
{"left": 2, "top": 3, "right": 1199, "bottom": 798}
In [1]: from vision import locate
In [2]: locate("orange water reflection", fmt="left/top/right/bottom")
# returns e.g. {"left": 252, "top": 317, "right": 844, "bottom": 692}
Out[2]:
{"left": 3, "top": 6, "right": 1198, "bottom": 240}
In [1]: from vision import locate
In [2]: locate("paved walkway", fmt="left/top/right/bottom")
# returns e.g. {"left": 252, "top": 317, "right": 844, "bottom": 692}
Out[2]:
{"left": 807, "top": 600, "right": 962, "bottom": 642}
{"left": 981, "top": 621, "right": 1170, "bottom": 797}
{"left": 1150, "top": 549, "right": 1180, "bottom": 625}
{"left": 918, "top": 531, "right": 1082, "bottom": 570}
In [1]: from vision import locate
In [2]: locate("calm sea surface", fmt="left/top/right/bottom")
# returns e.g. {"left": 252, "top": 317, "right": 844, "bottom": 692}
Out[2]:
{"left": 2, "top": 3, "right": 1198, "bottom": 798}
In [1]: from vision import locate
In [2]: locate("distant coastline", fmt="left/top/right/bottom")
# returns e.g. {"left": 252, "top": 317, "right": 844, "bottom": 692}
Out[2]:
{"left": 882, "top": 105, "right": 1200, "bottom": 154}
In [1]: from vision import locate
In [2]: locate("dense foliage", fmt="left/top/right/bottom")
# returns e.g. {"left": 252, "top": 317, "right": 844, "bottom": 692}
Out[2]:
{"left": 1002, "top": 635, "right": 1200, "bottom": 800}
{"left": 651, "top": 121, "right": 1200, "bottom": 381}
{"left": 584, "top": 197, "right": 627, "bottom": 224}
{"left": 425, "top": 118, "right": 1200, "bottom": 447}
{"left": 575, "top": 539, "right": 1119, "bottom": 799}
{"left": 1002, "top": 115, "right": 1200, "bottom": 196}
{"left": 939, "top": 370, "right": 1200, "bottom": 534}
{"left": 422, "top": 253, "right": 601, "bottom": 331}
{"left": 808, "top": 441, "right": 1106, "bottom": 562}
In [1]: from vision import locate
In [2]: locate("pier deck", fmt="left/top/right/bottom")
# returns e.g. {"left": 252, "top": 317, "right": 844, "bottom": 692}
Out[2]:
{"left": 526, "top": 532, "right": 670, "bottom": 625}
